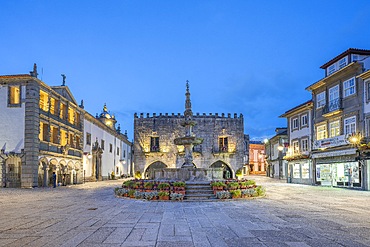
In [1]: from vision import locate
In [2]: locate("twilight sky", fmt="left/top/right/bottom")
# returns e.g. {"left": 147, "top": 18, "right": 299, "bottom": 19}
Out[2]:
{"left": 1, "top": 1, "right": 370, "bottom": 141}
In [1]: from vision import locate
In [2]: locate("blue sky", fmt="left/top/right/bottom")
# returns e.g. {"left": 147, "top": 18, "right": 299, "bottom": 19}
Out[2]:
{"left": 1, "top": 1, "right": 370, "bottom": 141}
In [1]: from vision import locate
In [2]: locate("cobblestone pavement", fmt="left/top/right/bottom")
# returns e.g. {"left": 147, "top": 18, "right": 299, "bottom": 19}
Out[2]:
{"left": 0, "top": 176, "right": 369, "bottom": 247}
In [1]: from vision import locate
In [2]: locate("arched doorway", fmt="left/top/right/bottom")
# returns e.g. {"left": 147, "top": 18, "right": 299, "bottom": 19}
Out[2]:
{"left": 210, "top": 161, "right": 233, "bottom": 179}
{"left": 144, "top": 161, "right": 167, "bottom": 179}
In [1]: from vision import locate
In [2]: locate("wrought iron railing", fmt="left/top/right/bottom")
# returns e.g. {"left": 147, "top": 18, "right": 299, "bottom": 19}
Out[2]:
{"left": 322, "top": 98, "right": 342, "bottom": 115}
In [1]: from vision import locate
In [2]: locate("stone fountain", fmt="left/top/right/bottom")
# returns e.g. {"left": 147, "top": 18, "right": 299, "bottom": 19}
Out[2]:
{"left": 152, "top": 81, "right": 223, "bottom": 181}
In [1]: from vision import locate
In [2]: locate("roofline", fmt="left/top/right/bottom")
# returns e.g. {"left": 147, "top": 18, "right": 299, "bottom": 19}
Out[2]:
{"left": 279, "top": 100, "right": 313, "bottom": 118}
{"left": 358, "top": 70, "right": 370, "bottom": 80}
{"left": 306, "top": 61, "right": 359, "bottom": 91}
{"left": 320, "top": 48, "right": 370, "bottom": 69}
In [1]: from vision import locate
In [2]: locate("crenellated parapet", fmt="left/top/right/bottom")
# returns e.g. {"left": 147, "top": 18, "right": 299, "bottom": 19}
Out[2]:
{"left": 134, "top": 112, "right": 243, "bottom": 119}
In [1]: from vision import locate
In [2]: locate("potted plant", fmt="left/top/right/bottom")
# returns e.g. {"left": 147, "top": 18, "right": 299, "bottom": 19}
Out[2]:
{"left": 128, "top": 189, "right": 136, "bottom": 198}
{"left": 230, "top": 189, "right": 241, "bottom": 199}
{"left": 144, "top": 182, "right": 154, "bottom": 191}
{"left": 122, "top": 180, "right": 134, "bottom": 189}
{"left": 158, "top": 182, "right": 170, "bottom": 191}
{"left": 158, "top": 191, "right": 169, "bottom": 200}
{"left": 216, "top": 190, "right": 230, "bottom": 199}
{"left": 239, "top": 181, "right": 247, "bottom": 189}
{"left": 255, "top": 186, "right": 265, "bottom": 197}
{"left": 227, "top": 182, "right": 239, "bottom": 190}
{"left": 170, "top": 192, "right": 184, "bottom": 201}
{"left": 173, "top": 181, "right": 186, "bottom": 194}
{"left": 245, "top": 180, "right": 256, "bottom": 188}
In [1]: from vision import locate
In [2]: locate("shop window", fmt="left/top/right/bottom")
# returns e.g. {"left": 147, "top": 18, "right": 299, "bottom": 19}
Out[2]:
{"left": 86, "top": 132, "right": 91, "bottom": 145}
{"left": 302, "top": 163, "right": 310, "bottom": 179}
{"left": 293, "top": 164, "right": 300, "bottom": 178}
{"left": 8, "top": 86, "right": 21, "bottom": 106}
{"left": 219, "top": 137, "right": 228, "bottom": 152}
{"left": 150, "top": 137, "right": 159, "bottom": 152}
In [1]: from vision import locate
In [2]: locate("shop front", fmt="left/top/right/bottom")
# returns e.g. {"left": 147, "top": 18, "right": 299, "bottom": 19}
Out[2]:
{"left": 312, "top": 148, "right": 361, "bottom": 188}
{"left": 287, "top": 159, "right": 312, "bottom": 185}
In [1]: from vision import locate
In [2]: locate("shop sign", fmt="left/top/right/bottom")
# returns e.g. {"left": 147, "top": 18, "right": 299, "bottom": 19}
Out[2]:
{"left": 312, "top": 148, "right": 356, "bottom": 159}
{"left": 313, "top": 135, "right": 349, "bottom": 150}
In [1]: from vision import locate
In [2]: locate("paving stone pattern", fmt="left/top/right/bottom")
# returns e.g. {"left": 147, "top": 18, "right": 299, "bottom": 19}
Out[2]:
{"left": 0, "top": 176, "right": 369, "bottom": 247}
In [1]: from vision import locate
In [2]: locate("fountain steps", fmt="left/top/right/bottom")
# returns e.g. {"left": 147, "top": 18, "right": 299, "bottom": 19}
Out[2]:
{"left": 185, "top": 182, "right": 216, "bottom": 201}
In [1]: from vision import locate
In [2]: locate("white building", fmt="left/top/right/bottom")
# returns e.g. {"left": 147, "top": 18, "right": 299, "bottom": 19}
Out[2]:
{"left": 264, "top": 128, "right": 288, "bottom": 179}
{"left": 280, "top": 100, "right": 313, "bottom": 184}
{"left": 83, "top": 105, "right": 132, "bottom": 181}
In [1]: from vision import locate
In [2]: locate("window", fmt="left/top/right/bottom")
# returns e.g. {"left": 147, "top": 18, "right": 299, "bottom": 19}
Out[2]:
{"left": 51, "top": 126, "right": 59, "bottom": 144}
{"left": 317, "top": 92, "right": 326, "bottom": 108}
{"left": 60, "top": 129, "right": 67, "bottom": 146}
{"left": 292, "top": 141, "right": 299, "bottom": 154}
{"left": 367, "top": 82, "right": 370, "bottom": 101}
{"left": 39, "top": 122, "right": 49, "bottom": 141}
{"left": 328, "top": 64, "right": 336, "bottom": 75}
{"left": 329, "top": 85, "right": 339, "bottom": 111}
{"left": 219, "top": 137, "right": 228, "bottom": 152}
{"left": 109, "top": 143, "right": 113, "bottom": 153}
{"left": 292, "top": 118, "right": 299, "bottom": 130}
{"left": 101, "top": 139, "right": 105, "bottom": 150}
{"left": 301, "top": 114, "right": 308, "bottom": 127}
{"left": 69, "top": 133, "right": 74, "bottom": 147}
{"left": 343, "top": 77, "right": 355, "bottom": 97}
{"left": 75, "top": 135, "right": 80, "bottom": 149}
{"left": 39, "top": 90, "right": 48, "bottom": 111}
{"left": 60, "top": 103, "right": 67, "bottom": 120}
{"left": 150, "top": 137, "right": 159, "bottom": 152}
{"left": 123, "top": 150, "right": 126, "bottom": 158}
{"left": 86, "top": 132, "right": 91, "bottom": 145}
{"left": 339, "top": 57, "right": 347, "bottom": 69}
{"left": 301, "top": 139, "right": 309, "bottom": 152}
{"left": 329, "top": 120, "right": 340, "bottom": 137}
{"left": 352, "top": 54, "right": 359, "bottom": 61}
{"left": 317, "top": 124, "right": 327, "bottom": 140}
{"left": 9, "top": 86, "right": 21, "bottom": 105}
{"left": 49, "top": 98, "right": 56, "bottom": 115}
{"left": 117, "top": 147, "right": 120, "bottom": 156}
{"left": 68, "top": 107, "right": 75, "bottom": 124}
{"left": 344, "top": 116, "right": 356, "bottom": 135}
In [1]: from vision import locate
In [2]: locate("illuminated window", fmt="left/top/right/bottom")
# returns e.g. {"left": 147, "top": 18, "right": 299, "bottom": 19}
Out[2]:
{"left": 39, "top": 90, "right": 48, "bottom": 111}
{"left": 316, "top": 92, "right": 326, "bottom": 108}
{"left": 60, "top": 129, "right": 67, "bottom": 146}
{"left": 329, "top": 120, "right": 340, "bottom": 137}
{"left": 343, "top": 77, "right": 356, "bottom": 97}
{"left": 344, "top": 116, "right": 356, "bottom": 135}
{"left": 292, "top": 141, "right": 299, "bottom": 154}
{"left": 51, "top": 126, "right": 59, "bottom": 144}
{"left": 150, "top": 137, "right": 159, "bottom": 152}
{"left": 49, "top": 98, "right": 56, "bottom": 115}
{"left": 8, "top": 86, "right": 21, "bottom": 106}
{"left": 75, "top": 112, "right": 80, "bottom": 126}
{"left": 316, "top": 124, "right": 327, "bottom": 140}
{"left": 218, "top": 137, "right": 228, "bottom": 152}
{"left": 60, "top": 103, "right": 67, "bottom": 120}
{"left": 39, "top": 122, "right": 49, "bottom": 141}
{"left": 68, "top": 107, "right": 75, "bottom": 124}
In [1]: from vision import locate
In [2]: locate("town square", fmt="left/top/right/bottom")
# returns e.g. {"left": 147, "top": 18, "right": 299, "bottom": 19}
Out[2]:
{"left": 1, "top": 1, "right": 370, "bottom": 246}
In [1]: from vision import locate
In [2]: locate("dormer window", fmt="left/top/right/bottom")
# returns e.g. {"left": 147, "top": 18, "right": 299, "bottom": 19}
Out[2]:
{"left": 339, "top": 57, "right": 347, "bottom": 69}
{"left": 328, "top": 64, "right": 336, "bottom": 75}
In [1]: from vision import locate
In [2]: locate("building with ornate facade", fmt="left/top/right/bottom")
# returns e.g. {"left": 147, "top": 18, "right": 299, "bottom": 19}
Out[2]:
{"left": 133, "top": 84, "right": 247, "bottom": 179}
{"left": 0, "top": 65, "right": 132, "bottom": 188}
{"left": 248, "top": 141, "right": 265, "bottom": 175}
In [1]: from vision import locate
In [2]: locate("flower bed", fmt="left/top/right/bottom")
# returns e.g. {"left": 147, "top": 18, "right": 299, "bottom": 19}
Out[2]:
{"left": 214, "top": 179, "right": 265, "bottom": 199}
{"left": 115, "top": 180, "right": 186, "bottom": 201}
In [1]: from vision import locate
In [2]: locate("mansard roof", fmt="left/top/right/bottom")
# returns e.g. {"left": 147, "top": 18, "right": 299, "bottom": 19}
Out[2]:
{"left": 320, "top": 48, "right": 370, "bottom": 69}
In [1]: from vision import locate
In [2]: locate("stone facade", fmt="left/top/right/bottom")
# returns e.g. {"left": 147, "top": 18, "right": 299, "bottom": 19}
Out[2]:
{"left": 134, "top": 112, "right": 246, "bottom": 179}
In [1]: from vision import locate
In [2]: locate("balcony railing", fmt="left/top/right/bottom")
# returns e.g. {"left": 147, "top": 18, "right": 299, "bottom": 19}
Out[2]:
{"left": 322, "top": 98, "right": 342, "bottom": 116}
{"left": 39, "top": 141, "right": 82, "bottom": 157}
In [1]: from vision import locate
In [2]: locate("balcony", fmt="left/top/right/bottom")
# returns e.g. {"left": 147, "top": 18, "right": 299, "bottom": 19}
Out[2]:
{"left": 39, "top": 141, "right": 82, "bottom": 158}
{"left": 322, "top": 98, "right": 342, "bottom": 117}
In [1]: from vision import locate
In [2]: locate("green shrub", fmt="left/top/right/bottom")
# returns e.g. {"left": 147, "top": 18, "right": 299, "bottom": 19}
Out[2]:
{"left": 158, "top": 191, "right": 169, "bottom": 197}
{"left": 230, "top": 189, "right": 241, "bottom": 198}
{"left": 227, "top": 182, "right": 239, "bottom": 189}
{"left": 158, "top": 182, "right": 170, "bottom": 190}
{"left": 255, "top": 186, "right": 265, "bottom": 196}
{"left": 122, "top": 180, "right": 135, "bottom": 188}
{"left": 245, "top": 180, "right": 256, "bottom": 186}
{"left": 173, "top": 181, "right": 185, "bottom": 187}
{"left": 144, "top": 182, "right": 154, "bottom": 189}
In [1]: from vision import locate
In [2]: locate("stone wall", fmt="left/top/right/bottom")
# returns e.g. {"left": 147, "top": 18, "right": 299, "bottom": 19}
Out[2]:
{"left": 134, "top": 113, "right": 246, "bottom": 178}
